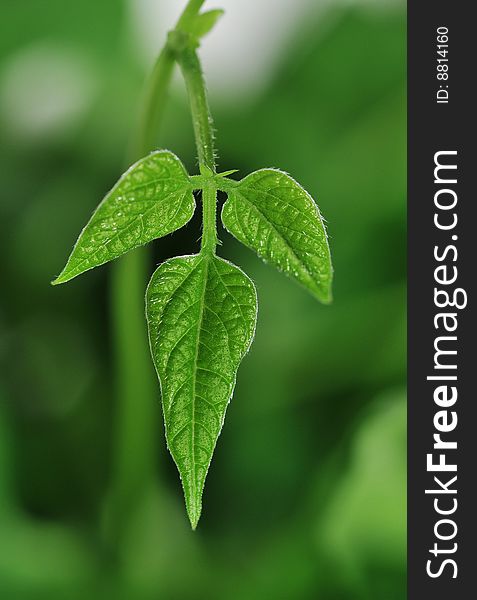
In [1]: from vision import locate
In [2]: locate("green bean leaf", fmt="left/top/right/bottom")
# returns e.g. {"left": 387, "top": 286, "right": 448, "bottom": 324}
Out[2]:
{"left": 53, "top": 151, "right": 194, "bottom": 284}
{"left": 221, "top": 169, "right": 333, "bottom": 303}
{"left": 146, "top": 253, "right": 257, "bottom": 528}
{"left": 183, "top": 9, "right": 224, "bottom": 41}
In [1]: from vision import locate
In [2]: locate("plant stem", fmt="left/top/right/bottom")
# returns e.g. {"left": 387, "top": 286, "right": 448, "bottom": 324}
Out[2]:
{"left": 108, "top": 31, "right": 177, "bottom": 549}
{"left": 131, "top": 45, "right": 175, "bottom": 159}
{"left": 201, "top": 182, "right": 218, "bottom": 253}
{"left": 106, "top": 0, "right": 208, "bottom": 551}
{"left": 132, "top": 0, "right": 206, "bottom": 160}
{"left": 176, "top": 46, "right": 216, "bottom": 172}
{"left": 177, "top": 0, "right": 206, "bottom": 28}
{"left": 175, "top": 44, "right": 218, "bottom": 253}
{"left": 109, "top": 248, "right": 156, "bottom": 545}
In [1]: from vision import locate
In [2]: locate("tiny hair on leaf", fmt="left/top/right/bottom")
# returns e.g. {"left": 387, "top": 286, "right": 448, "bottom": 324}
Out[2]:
{"left": 220, "top": 169, "right": 333, "bottom": 303}
{"left": 53, "top": 151, "right": 194, "bottom": 284}
{"left": 146, "top": 253, "right": 257, "bottom": 528}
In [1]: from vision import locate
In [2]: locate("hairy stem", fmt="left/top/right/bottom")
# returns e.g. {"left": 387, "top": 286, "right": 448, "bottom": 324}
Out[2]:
{"left": 175, "top": 43, "right": 218, "bottom": 253}
{"left": 176, "top": 46, "right": 216, "bottom": 172}
{"left": 201, "top": 182, "right": 218, "bottom": 253}
{"left": 130, "top": 0, "right": 205, "bottom": 157}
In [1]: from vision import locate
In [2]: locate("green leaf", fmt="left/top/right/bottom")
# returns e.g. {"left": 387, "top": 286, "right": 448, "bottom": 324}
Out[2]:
{"left": 146, "top": 253, "right": 257, "bottom": 528}
{"left": 183, "top": 9, "right": 224, "bottom": 40}
{"left": 221, "top": 169, "right": 333, "bottom": 303}
{"left": 52, "top": 151, "right": 194, "bottom": 284}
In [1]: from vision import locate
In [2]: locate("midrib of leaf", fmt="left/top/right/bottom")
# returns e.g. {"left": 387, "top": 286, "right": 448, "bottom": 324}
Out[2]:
{"left": 70, "top": 186, "right": 191, "bottom": 276}
{"left": 251, "top": 182, "right": 323, "bottom": 230}
{"left": 256, "top": 190, "right": 326, "bottom": 244}
{"left": 117, "top": 175, "right": 188, "bottom": 193}
{"left": 231, "top": 188, "right": 319, "bottom": 287}
{"left": 189, "top": 254, "right": 210, "bottom": 511}
{"left": 151, "top": 254, "right": 213, "bottom": 523}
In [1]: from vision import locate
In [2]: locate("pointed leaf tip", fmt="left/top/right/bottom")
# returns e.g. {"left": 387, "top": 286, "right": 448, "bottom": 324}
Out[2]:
{"left": 187, "top": 499, "right": 201, "bottom": 530}
{"left": 221, "top": 169, "right": 333, "bottom": 303}
{"left": 146, "top": 254, "right": 257, "bottom": 528}
{"left": 53, "top": 151, "right": 195, "bottom": 284}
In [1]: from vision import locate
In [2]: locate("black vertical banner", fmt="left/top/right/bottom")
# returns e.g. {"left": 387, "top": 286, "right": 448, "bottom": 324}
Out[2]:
{"left": 408, "top": 1, "right": 474, "bottom": 598}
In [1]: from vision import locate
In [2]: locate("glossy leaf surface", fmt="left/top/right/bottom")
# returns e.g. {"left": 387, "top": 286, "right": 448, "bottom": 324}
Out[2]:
{"left": 53, "top": 151, "right": 194, "bottom": 284}
{"left": 221, "top": 169, "right": 332, "bottom": 302}
{"left": 146, "top": 253, "right": 257, "bottom": 528}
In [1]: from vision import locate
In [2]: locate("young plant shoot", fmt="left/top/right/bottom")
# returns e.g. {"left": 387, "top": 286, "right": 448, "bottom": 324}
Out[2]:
{"left": 53, "top": 1, "right": 333, "bottom": 529}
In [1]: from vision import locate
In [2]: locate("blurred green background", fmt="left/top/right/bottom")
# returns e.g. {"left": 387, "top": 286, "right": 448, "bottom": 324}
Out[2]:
{"left": 0, "top": 1, "right": 406, "bottom": 598}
